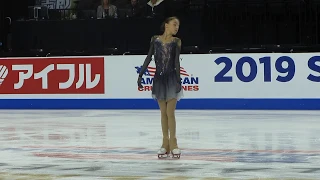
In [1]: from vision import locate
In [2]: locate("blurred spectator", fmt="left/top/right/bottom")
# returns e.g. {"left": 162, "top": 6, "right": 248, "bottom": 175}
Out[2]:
{"left": 97, "top": 0, "right": 118, "bottom": 18}
{"left": 0, "top": 17, "right": 12, "bottom": 51}
{"left": 143, "top": 0, "right": 166, "bottom": 18}
{"left": 126, "top": 0, "right": 142, "bottom": 17}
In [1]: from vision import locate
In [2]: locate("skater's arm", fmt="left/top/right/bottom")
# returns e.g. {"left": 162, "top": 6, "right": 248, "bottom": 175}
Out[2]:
{"left": 139, "top": 36, "right": 155, "bottom": 77}
{"left": 175, "top": 38, "right": 182, "bottom": 83}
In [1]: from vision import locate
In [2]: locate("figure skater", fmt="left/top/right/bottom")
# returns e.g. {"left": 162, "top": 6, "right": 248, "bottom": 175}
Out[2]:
{"left": 137, "top": 16, "right": 183, "bottom": 158}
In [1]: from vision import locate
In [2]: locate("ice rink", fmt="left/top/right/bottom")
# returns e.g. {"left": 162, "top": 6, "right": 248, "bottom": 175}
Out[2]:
{"left": 0, "top": 110, "right": 320, "bottom": 180}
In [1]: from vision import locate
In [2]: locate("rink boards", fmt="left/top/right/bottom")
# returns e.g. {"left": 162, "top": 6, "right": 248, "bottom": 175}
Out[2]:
{"left": 1, "top": 53, "right": 320, "bottom": 109}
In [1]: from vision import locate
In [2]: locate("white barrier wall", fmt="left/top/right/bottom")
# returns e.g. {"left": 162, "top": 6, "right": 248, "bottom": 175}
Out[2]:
{"left": 0, "top": 53, "right": 320, "bottom": 109}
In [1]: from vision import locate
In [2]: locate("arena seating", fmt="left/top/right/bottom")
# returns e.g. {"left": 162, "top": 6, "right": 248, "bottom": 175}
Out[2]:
{"left": 2, "top": 0, "right": 320, "bottom": 57}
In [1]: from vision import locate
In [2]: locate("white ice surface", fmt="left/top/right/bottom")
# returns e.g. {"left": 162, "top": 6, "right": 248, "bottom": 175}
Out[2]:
{"left": 0, "top": 110, "right": 319, "bottom": 179}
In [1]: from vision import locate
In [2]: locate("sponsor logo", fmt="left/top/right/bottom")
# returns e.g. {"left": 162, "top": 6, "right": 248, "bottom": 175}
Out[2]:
{"left": 135, "top": 65, "right": 199, "bottom": 91}
{"left": 0, "top": 57, "right": 105, "bottom": 94}
{"left": 0, "top": 65, "right": 9, "bottom": 86}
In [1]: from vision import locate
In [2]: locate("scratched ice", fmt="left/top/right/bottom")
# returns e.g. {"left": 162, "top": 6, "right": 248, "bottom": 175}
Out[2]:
{"left": 0, "top": 110, "right": 320, "bottom": 179}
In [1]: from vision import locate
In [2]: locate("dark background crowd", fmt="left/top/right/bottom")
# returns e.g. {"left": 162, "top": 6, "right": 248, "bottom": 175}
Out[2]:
{"left": 0, "top": 0, "right": 319, "bottom": 57}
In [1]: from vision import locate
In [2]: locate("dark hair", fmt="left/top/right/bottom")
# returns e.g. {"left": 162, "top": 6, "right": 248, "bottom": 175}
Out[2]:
{"left": 160, "top": 16, "right": 179, "bottom": 33}
{"left": 101, "top": 0, "right": 109, "bottom": 6}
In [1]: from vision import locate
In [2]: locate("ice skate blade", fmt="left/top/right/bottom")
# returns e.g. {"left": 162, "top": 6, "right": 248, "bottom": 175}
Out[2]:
{"left": 158, "top": 153, "right": 169, "bottom": 159}
{"left": 171, "top": 154, "right": 181, "bottom": 159}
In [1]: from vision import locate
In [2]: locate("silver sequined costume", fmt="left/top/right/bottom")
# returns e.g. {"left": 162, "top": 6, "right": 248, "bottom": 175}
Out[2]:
{"left": 139, "top": 35, "right": 183, "bottom": 101}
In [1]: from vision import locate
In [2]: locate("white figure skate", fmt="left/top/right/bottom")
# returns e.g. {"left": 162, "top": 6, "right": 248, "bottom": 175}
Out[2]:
{"left": 157, "top": 148, "right": 169, "bottom": 158}
{"left": 171, "top": 148, "right": 181, "bottom": 159}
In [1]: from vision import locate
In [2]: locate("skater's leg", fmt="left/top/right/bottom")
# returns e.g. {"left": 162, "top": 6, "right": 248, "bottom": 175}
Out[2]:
{"left": 166, "top": 98, "right": 178, "bottom": 152}
{"left": 158, "top": 100, "right": 169, "bottom": 152}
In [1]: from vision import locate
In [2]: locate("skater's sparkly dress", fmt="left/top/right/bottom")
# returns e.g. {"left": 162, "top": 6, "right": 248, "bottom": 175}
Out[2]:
{"left": 139, "top": 35, "right": 183, "bottom": 101}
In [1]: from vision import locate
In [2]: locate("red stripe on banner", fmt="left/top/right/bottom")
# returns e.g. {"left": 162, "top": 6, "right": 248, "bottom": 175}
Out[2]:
{"left": 146, "top": 66, "right": 190, "bottom": 76}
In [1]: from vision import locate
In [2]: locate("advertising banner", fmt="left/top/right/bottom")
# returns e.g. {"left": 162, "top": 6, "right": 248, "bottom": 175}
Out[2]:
{"left": 1, "top": 53, "right": 320, "bottom": 109}
{"left": 105, "top": 53, "right": 320, "bottom": 98}
{"left": 0, "top": 57, "right": 105, "bottom": 96}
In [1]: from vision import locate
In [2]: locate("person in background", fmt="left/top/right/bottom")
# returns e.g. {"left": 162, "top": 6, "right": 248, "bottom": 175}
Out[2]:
{"left": 143, "top": 0, "right": 166, "bottom": 18}
{"left": 97, "top": 0, "right": 118, "bottom": 18}
{"left": 126, "top": 0, "right": 142, "bottom": 17}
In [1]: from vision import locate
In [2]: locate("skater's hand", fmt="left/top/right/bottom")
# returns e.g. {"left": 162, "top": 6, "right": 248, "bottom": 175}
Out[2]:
{"left": 176, "top": 82, "right": 181, "bottom": 93}
{"left": 137, "top": 76, "right": 143, "bottom": 89}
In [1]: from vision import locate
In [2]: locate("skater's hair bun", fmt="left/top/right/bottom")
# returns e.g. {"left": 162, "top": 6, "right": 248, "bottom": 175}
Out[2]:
{"left": 160, "top": 16, "right": 180, "bottom": 33}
